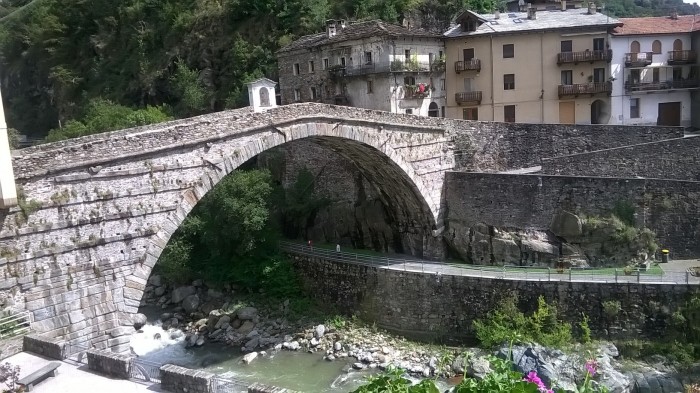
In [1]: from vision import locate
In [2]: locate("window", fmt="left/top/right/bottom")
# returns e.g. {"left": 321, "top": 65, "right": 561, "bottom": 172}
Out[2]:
{"left": 630, "top": 69, "right": 641, "bottom": 84}
{"left": 429, "top": 53, "right": 434, "bottom": 65}
{"left": 340, "top": 57, "right": 346, "bottom": 67}
{"left": 463, "top": 107, "right": 478, "bottom": 120}
{"left": 404, "top": 76, "right": 415, "bottom": 85}
{"left": 503, "top": 74, "right": 515, "bottom": 90}
{"left": 439, "top": 50, "right": 443, "bottom": 59}
{"left": 405, "top": 49, "right": 411, "bottom": 61}
{"left": 308, "top": 61, "right": 315, "bottom": 73}
{"left": 503, "top": 44, "right": 514, "bottom": 58}
{"left": 428, "top": 102, "right": 439, "bottom": 117}
{"left": 653, "top": 68, "right": 660, "bottom": 83}
{"left": 463, "top": 48, "right": 475, "bottom": 61}
{"left": 652, "top": 40, "right": 662, "bottom": 54}
{"left": 561, "top": 70, "right": 573, "bottom": 85}
{"left": 293, "top": 63, "right": 300, "bottom": 75}
{"left": 630, "top": 98, "right": 640, "bottom": 118}
{"left": 630, "top": 41, "right": 640, "bottom": 53}
{"left": 504, "top": 105, "right": 516, "bottom": 122}
{"left": 310, "top": 87, "right": 317, "bottom": 100}
{"left": 673, "top": 67, "right": 682, "bottom": 80}
{"left": 293, "top": 88, "right": 301, "bottom": 101}
{"left": 323, "top": 58, "right": 329, "bottom": 70}
{"left": 440, "top": 79, "right": 446, "bottom": 91}
{"left": 364, "top": 51, "right": 372, "bottom": 65}
{"left": 593, "top": 38, "right": 605, "bottom": 51}
{"left": 366, "top": 80, "right": 373, "bottom": 94}
{"left": 673, "top": 39, "right": 683, "bottom": 51}
{"left": 561, "top": 40, "right": 573, "bottom": 53}
{"left": 406, "top": 109, "right": 413, "bottom": 114}
{"left": 593, "top": 68, "right": 605, "bottom": 83}
{"left": 441, "top": 106, "right": 445, "bottom": 118}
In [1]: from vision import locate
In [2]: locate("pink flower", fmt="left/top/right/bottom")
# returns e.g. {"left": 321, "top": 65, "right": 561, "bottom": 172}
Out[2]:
{"left": 585, "top": 359, "right": 598, "bottom": 377}
{"left": 524, "top": 371, "right": 554, "bottom": 393}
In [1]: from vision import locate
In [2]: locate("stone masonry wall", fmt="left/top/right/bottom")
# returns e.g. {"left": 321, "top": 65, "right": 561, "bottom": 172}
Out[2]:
{"left": 160, "top": 364, "right": 215, "bottom": 393}
{"left": 290, "top": 254, "right": 700, "bottom": 342}
{"left": 87, "top": 348, "right": 132, "bottom": 379}
{"left": 541, "top": 135, "right": 700, "bottom": 181}
{"left": 445, "top": 172, "right": 700, "bottom": 257}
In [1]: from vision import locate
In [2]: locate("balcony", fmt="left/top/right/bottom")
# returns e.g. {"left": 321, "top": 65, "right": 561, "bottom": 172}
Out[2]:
{"left": 558, "top": 82, "right": 612, "bottom": 97}
{"left": 624, "top": 52, "right": 654, "bottom": 67}
{"left": 668, "top": 50, "right": 697, "bottom": 65}
{"left": 557, "top": 50, "right": 612, "bottom": 65}
{"left": 454, "top": 59, "right": 481, "bottom": 73}
{"left": 625, "top": 78, "right": 700, "bottom": 92}
{"left": 455, "top": 91, "right": 482, "bottom": 105}
{"left": 334, "top": 61, "right": 442, "bottom": 77}
{"left": 403, "top": 84, "right": 431, "bottom": 99}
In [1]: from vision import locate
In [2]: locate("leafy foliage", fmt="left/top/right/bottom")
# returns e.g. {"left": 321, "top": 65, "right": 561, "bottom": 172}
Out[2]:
{"left": 473, "top": 295, "right": 572, "bottom": 348}
{"left": 351, "top": 368, "right": 440, "bottom": 393}
{"left": 0, "top": 362, "right": 21, "bottom": 392}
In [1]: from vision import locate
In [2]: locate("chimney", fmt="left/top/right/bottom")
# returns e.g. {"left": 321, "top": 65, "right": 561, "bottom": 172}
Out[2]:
{"left": 495, "top": 10, "right": 500, "bottom": 19}
{"left": 588, "top": 2, "right": 597, "bottom": 14}
{"left": 527, "top": 3, "right": 537, "bottom": 19}
{"left": 326, "top": 20, "right": 337, "bottom": 38}
{"left": 561, "top": 0, "right": 567, "bottom": 11}
{"left": 670, "top": 9, "right": 678, "bottom": 19}
{"left": 518, "top": 0, "right": 526, "bottom": 12}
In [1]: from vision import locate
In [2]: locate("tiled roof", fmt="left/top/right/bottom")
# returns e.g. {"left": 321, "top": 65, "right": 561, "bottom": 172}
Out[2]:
{"left": 613, "top": 15, "right": 700, "bottom": 35}
{"left": 278, "top": 20, "right": 439, "bottom": 54}
{"left": 444, "top": 8, "right": 621, "bottom": 38}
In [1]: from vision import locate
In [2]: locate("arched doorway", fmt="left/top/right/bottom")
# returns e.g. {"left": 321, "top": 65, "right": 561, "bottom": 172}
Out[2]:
{"left": 591, "top": 99, "right": 610, "bottom": 124}
{"left": 259, "top": 87, "right": 270, "bottom": 107}
{"left": 673, "top": 39, "right": 683, "bottom": 51}
{"left": 652, "top": 40, "right": 662, "bottom": 54}
{"left": 428, "top": 102, "right": 439, "bottom": 117}
{"left": 630, "top": 41, "right": 640, "bottom": 53}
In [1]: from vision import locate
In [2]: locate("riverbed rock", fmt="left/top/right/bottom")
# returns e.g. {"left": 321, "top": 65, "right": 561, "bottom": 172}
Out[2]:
{"left": 353, "top": 362, "right": 366, "bottom": 370}
{"left": 208, "top": 288, "right": 223, "bottom": 299}
{"left": 245, "top": 336, "right": 260, "bottom": 351}
{"left": 243, "top": 352, "right": 258, "bottom": 364}
{"left": 315, "top": 324, "right": 326, "bottom": 338}
{"left": 466, "top": 356, "right": 491, "bottom": 379}
{"left": 148, "top": 275, "right": 163, "bottom": 287}
{"left": 215, "top": 315, "right": 231, "bottom": 329}
{"left": 237, "top": 307, "right": 258, "bottom": 320}
{"left": 154, "top": 287, "right": 166, "bottom": 297}
{"left": 132, "top": 313, "right": 147, "bottom": 330}
{"left": 172, "top": 286, "right": 196, "bottom": 304}
{"left": 334, "top": 342, "right": 342, "bottom": 351}
{"left": 182, "top": 294, "right": 200, "bottom": 314}
{"left": 196, "top": 337, "right": 205, "bottom": 346}
{"left": 550, "top": 209, "right": 583, "bottom": 239}
{"left": 238, "top": 320, "right": 255, "bottom": 335}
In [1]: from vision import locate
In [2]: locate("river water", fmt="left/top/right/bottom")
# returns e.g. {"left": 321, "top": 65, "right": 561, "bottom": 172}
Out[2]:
{"left": 130, "top": 310, "right": 379, "bottom": 392}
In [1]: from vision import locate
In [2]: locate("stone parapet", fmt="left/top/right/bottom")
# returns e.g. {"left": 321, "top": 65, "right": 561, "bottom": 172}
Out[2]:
{"left": 87, "top": 348, "right": 133, "bottom": 379}
{"left": 160, "top": 364, "right": 215, "bottom": 393}
{"left": 248, "top": 383, "right": 299, "bottom": 393}
{"left": 23, "top": 334, "right": 66, "bottom": 360}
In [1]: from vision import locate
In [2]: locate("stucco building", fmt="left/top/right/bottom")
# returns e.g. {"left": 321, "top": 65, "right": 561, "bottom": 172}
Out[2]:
{"left": 444, "top": 4, "right": 621, "bottom": 124}
{"left": 609, "top": 15, "right": 700, "bottom": 127}
{"left": 277, "top": 20, "right": 447, "bottom": 117}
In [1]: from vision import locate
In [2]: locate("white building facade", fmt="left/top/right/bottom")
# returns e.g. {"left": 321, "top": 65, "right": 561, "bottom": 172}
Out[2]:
{"left": 277, "top": 20, "right": 446, "bottom": 117}
{"left": 609, "top": 15, "right": 699, "bottom": 127}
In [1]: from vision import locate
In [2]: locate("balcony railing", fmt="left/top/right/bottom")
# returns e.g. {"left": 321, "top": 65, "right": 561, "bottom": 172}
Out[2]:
{"left": 558, "top": 82, "right": 612, "bottom": 97}
{"left": 455, "top": 91, "right": 482, "bottom": 105}
{"left": 625, "top": 78, "right": 700, "bottom": 92}
{"left": 454, "top": 59, "right": 481, "bottom": 73}
{"left": 557, "top": 50, "right": 612, "bottom": 65}
{"left": 328, "top": 61, "right": 444, "bottom": 77}
{"left": 624, "top": 52, "right": 654, "bottom": 67}
{"left": 668, "top": 50, "right": 697, "bottom": 65}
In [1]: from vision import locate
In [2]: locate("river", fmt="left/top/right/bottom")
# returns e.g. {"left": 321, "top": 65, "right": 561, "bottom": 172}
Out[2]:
{"left": 130, "top": 309, "right": 444, "bottom": 392}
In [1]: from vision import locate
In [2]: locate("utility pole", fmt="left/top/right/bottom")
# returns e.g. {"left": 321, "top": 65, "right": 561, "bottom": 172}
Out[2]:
{"left": 0, "top": 83, "right": 17, "bottom": 208}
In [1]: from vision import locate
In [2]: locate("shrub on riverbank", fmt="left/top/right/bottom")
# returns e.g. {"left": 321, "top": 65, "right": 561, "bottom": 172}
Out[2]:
{"left": 473, "top": 295, "right": 572, "bottom": 349}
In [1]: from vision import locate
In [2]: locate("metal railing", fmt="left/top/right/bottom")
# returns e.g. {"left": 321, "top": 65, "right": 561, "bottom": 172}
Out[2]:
{"left": 455, "top": 59, "right": 481, "bottom": 73}
{"left": 625, "top": 52, "right": 653, "bottom": 67}
{"left": 65, "top": 341, "right": 90, "bottom": 363}
{"left": 558, "top": 82, "right": 612, "bottom": 97}
{"left": 0, "top": 311, "right": 31, "bottom": 339}
{"left": 557, "top": 50, "right": 612, "bottom": 64}
{"left": 668, "top": 50, "right": 697, "bottom": 65}
{"left": 130, "top": 358, "right": 163, "bottom": 383}
{"left": 455, "top": 91, "right": 482, "bottom": 105}
{"left": 332, "top": 60, "right": 441, "bottom": 77}
{"left": 625, "top": 78, "right": 700, "bottom": 92}
{"left": 280, "top": 241, "right": 699, "bottom": 285}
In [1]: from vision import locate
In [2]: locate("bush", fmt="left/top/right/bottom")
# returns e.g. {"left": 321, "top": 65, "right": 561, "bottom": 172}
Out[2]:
{"left": 473, "top": 295, "right": 572, "bottom": 348}
{"left": 602, "top": 300, "right": 621, "bottom": 319}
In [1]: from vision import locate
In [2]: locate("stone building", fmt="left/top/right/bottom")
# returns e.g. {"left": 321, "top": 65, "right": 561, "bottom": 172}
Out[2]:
{"left": 609, "top": 14, "right": 700, "bottom": 127}
{"left": 277, "top": 19, "right": 447, "bottom": 117}
{"left": 443, "top": 4, "right": 621, "bottom": 124}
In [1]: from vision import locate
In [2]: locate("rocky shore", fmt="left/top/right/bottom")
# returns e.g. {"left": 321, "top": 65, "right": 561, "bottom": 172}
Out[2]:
{"left": 139, "top": 276, "right": 699, "bottom": 393}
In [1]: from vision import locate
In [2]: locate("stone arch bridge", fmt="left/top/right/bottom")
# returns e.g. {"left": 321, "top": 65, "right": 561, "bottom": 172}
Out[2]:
{"left": 0, "top": 103, "right": 683, "bottom": 352}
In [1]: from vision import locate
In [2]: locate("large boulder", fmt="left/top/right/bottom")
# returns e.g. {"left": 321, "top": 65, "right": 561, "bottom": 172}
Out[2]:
{"left": 491, "top": 231, "right": 521, "bottom": 265}
{"left": 132, "top": 313, "right": 148, "bottom": 330}
{"left": 182, "top": 294, "right": 200, "bottom": 314}
{"left": 550, "top": 210, "right": 583, "bottom": 239}
{"left": 172, "top": 286, "right": 196, "bottom": 304}
{"left": 148, "top": 275, "right": 163, "bottom": 287}
{"left": 237, "top": 320, "right": 256, "bottom": 336}
{"left": 236, "top": 307, "right": 258, "bottom": 321}
{"left": 470, "top": 224, "right": 492, "bottom": 265}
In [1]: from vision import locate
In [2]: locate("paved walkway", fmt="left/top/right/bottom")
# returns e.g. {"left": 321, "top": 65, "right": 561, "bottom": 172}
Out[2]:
{"left": 5, "top": 352, "right": 160, "bottom": 393}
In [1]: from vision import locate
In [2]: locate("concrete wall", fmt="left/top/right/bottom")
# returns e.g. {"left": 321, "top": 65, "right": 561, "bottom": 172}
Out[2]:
{"left": 541, "top": 135, "right": 700, "bottom": 180}
{"left": 290, "top": 253, "right": 700, "bottom": 342}
{"left": 445, "top": 172, "right": 700, "bottom": 256}
{"left": 445, "top": 22, "right": 612, "bottom": 123}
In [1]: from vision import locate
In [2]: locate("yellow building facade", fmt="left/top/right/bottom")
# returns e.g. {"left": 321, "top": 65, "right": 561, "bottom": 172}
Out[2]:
{"left": 445, "top": 6, "right": 621, "bottom": 124}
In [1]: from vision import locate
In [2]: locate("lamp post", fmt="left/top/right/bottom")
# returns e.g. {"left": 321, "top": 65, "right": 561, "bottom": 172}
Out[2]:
{"left": 0, "top": 83, "right": 17, "bottom": 208}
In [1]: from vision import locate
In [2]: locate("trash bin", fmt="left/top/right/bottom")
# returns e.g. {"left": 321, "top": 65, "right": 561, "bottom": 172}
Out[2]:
{"left": 661, "top": 249, "right": 669, "bottom": 263}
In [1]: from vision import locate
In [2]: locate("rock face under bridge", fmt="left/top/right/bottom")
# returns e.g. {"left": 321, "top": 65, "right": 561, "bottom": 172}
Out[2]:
{"left": 0, "top": 102, "right": 691, "bottom": 352}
